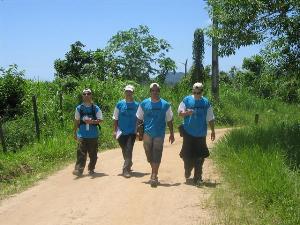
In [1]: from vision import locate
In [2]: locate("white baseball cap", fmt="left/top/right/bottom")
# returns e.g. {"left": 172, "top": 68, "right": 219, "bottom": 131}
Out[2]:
{"left": 192, "top": 82, "right": 204, "bottom": 90}
{"left": 82, "top": 88, "right": 92, "bottom": 94}
{"left": 150, "top": 82, "right": 160, "bottom": 89}
{"left": 124, "top": 85, "right": 134, "bottom": 92}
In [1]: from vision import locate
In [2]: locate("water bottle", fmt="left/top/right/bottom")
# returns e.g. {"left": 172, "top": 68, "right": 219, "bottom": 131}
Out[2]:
{"left": 83, "top": 116, "right": 90, "bottom": 131}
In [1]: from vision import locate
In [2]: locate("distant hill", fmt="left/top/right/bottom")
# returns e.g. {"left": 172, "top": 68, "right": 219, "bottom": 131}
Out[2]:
{"left": 165, "top": 72, "right": 185, "bottom": 85}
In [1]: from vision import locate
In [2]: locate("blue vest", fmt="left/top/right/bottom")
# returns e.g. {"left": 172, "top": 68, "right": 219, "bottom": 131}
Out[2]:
{"left": 182, "top": 96, "right": 210, "bottom": 137}
{"left": 116, "top": 100, "right": 139, "bottom": 135}
{"left": 76, "top": 104, "right": 101, "bottom": 139}
{"left": 140, "top": 98, "right": 170, "bottom": 138}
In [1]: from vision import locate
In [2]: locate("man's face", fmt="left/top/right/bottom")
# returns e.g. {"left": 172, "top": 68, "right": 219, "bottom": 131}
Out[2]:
{"left": 82, "top": 92, "right": 92, "bottom": 101}
{"left": 125, "top": 90, "right": 133, "bottom": 98}
{"left": 192, "top": 89, "right": 203, "bottom": 98}
{"left": 150, "top": 86, "right": 160, "bottom": 99}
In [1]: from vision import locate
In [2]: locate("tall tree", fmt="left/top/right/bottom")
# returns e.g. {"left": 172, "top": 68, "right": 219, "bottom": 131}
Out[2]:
{"left": 205, "top": 0, "right": 300, "bottom": 74}
{"left": 106, "top": 25, "right": 176, "bottom": 82}
{"left": 192, "top": 29, "right": 205, "bottom": 84}
{"left": 54, "top": 41, "right": 94, "bottom": 79}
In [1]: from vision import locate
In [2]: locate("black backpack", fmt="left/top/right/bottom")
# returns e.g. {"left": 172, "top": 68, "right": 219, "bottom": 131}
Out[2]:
{"left": 79, "top": 103, "right": 101, "bottom": 131}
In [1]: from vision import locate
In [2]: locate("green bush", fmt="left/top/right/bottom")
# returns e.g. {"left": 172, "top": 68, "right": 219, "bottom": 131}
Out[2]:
{"left": 0, "top": 65, "right": 26, "bottom": 119}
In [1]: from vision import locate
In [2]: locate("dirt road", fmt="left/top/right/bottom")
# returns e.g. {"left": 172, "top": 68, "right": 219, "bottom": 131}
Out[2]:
{"left": 0, "top": 129, "right": 228, "bottom": 225}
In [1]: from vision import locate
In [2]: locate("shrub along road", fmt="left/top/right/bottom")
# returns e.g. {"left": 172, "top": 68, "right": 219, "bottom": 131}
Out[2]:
{"left": 0, "top": 129, "right": 229, "bottom": 225}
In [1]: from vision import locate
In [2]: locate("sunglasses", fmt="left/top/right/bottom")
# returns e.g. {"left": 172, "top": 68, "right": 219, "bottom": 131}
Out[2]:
{"left": 82, "top": 93, "right": 91, "bottom": 96}
{"left": 193, "top": 92, "right": 201, "bottom": 95}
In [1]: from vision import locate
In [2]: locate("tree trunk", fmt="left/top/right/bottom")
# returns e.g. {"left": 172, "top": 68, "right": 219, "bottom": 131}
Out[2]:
{"left": 211, "top": 15, "right": 219, "bottom": 101}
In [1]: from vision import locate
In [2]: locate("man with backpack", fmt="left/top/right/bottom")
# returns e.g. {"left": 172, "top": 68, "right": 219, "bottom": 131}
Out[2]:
{"left": 73, "top": 88, "right": 103, "bottom": 176}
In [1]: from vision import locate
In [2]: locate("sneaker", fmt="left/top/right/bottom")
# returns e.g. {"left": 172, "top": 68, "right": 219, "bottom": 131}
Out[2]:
{"left": 193, "top": 177, "right": 203, "bottom": 186}
{"left": 72, "top": 169, "right": 83, "bottom": 176}
{"left": 88, "top": 170, "right": 95, "bottom": 175}
{"left": 150, "top": 177, "right": 158, "bottom": 188}
{"left": 123, "top": 170, "right": 131, "bottom": 178}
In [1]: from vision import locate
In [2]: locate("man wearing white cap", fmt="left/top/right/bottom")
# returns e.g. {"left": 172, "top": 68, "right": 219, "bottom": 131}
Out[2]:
{"left": 136, "top": 82, "right": 175, "bottom": 187}
{"left": 112, "top": 85, "right": 139, "bottom": 178}
{"left": 73, "top": 88, "right": 103, "bottom": 176}
{"left": 178, "top": 82, "right": 215, "bottom": 184}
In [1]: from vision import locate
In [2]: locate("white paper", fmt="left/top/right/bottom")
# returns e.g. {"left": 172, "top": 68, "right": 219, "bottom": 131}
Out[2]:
{"left": 116, "top": 127, "right": 122, "bottom": 139}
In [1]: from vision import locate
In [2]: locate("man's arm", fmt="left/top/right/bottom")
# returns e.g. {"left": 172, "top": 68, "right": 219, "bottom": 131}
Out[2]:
{"left": 85, "top": 119, "right": 102, "bottom": 125}
{"left": 136, "top": 119, "right": 144, "bottom": 141}
{"left": 74, "top": 119, "right": 80, "bottom": 141}
{"left": 209, "top": 120, "right": 215, "bottom": 141}
{"left": 206, "top": 105, "right": 215, "bottom": 141}
{"left": 166, "top": 106, "right": 175, "bottom": 144}
{"left": 178, "top": 101, "right": 193, "bottom": 117}
{"left": 113, "top": 120, "right": 118, "bottom": 138}
{"left": 167, "top": 120, "right": 175, "bottom": 144}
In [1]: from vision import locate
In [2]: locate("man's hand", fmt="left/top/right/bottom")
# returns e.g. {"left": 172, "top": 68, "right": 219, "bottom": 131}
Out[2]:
{"left": 211, "top": 131, "right": 215, "bottom": 141}
{"left": 169, "top": 133, "right": 175, "bottom": 144}
{"left": 83, "top": 117, "right": 93, "bottom": 124}
{"left": 74, "top": 133, "right": 78, "bottom": 141}
{"left": 113, "top": 131, "right": 117, "bottom": 139}
{"left": 185, "top": 109, "right": 193, "bottom": 116}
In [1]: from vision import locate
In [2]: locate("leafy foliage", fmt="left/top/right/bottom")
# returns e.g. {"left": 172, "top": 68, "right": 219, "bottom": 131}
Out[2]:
{"left": 205, "top": 0, "right": 300, "bottom": 77}
{"left": 54, "top": 25, "right": 176, "bottom": 83}
{"left": 0, "top": 65, "right": 26, "bottom": 119}
{"left": 106, "top": 25, "right": 176, "bottom": 82}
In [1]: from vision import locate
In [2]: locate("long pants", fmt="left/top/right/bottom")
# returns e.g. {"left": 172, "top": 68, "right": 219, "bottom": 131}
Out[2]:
{"left": 75, "top": 138, "right": 98, "bottom": 172}
{"left": 183, "top": 157, "right": 205, "bottom": 180}
{"left": 118, "top": 134, "right": 136, "bottom": 172}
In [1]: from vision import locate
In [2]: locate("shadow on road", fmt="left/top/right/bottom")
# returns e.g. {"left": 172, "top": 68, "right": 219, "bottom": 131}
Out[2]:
{"left": 142, "top": 181, "right": 181, "bottom": 187}
{"left": 73, "top": 172, "right": 109, "bottom": 180}
{"left": 185, "top": 178, "right": 220, "bottom": 188}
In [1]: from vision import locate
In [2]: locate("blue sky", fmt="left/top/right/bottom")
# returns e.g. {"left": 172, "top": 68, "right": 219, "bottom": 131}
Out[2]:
{"left": 0, "top": 0, "right": 261, "bottom": 81}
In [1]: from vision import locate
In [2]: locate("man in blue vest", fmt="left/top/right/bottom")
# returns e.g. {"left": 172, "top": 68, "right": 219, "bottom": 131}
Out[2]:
{"left": 178, "top": 82, "right": 215, "bottom": 185}
{"left": 73, "top": 88, "right": 103, "bottom": 176}
{"left": 136, "top": 83, "right": 175, "bottom": 187}
{"left": 112, "top": 85, "right": 139, "bottom": 178}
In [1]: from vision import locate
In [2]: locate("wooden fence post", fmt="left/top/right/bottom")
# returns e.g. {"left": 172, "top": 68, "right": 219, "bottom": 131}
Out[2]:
{"left": 32, "top": 95, "right": 40, "bottom": 141}
{"left": 59, "top": 91, "right": 64, "bottom": 127}
{"left": 255, "top": 114, "right": 259, "bottom": 124}
{"left": 0, "top": 120, "right": 7, "bottom": 153}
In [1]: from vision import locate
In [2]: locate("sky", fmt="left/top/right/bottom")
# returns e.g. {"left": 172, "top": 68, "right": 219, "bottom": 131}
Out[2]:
{"left": 0, "top": 0, "right": 262, "bottom": 81}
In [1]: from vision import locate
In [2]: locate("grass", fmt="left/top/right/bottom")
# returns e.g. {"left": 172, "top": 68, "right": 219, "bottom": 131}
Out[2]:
{"left": 210, "top": 87, "right": 300, "bottom": 225}
{"left": 0, "top": 130, "right": 75, "bottom": 199}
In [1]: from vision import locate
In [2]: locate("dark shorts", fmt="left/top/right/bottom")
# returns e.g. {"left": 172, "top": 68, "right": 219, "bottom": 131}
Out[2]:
{"left": 180, "top": 129, "right": 209, "bottom": 159}
{"left": 143, "top": 134, "right": 164, "bottom": 163}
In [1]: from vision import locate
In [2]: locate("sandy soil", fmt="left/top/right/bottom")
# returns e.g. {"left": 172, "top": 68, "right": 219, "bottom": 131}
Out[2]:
{"left": 0, "top": 128, "right": 229, "bottom": 225}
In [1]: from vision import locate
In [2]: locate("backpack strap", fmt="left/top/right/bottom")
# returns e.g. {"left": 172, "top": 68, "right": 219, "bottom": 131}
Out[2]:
{"left": 79, "top": 103, "right": 101, "bottom": 131}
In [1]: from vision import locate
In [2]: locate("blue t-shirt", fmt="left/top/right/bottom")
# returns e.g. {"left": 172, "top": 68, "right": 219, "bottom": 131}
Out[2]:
{"left": 76, "top": 104, "right": 101, "bottom": 139}
{"left": 140, "top": 98, "right": 170, "bottom": 138}
{"left": 116, "top": 100, "right": 139, "bottom": 135}
{"left": 182, "top": 96, "right": 211, "bottom": 137}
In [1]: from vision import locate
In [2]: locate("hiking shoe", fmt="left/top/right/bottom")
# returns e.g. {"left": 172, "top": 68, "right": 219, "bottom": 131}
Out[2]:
{"left": 88, "top": 170, "right": 95, "bottom": 175}
{"left": 72, "top": 169, "right": 83, "bottom": 176}
{"left": 123, "top": 170, "right": 131, "bottom": 178}
{"left": 193, "top": 177, "right": 203, "bottom": 186}
{"left": 150, "top": 177, "right": 158, "bottom": 188}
